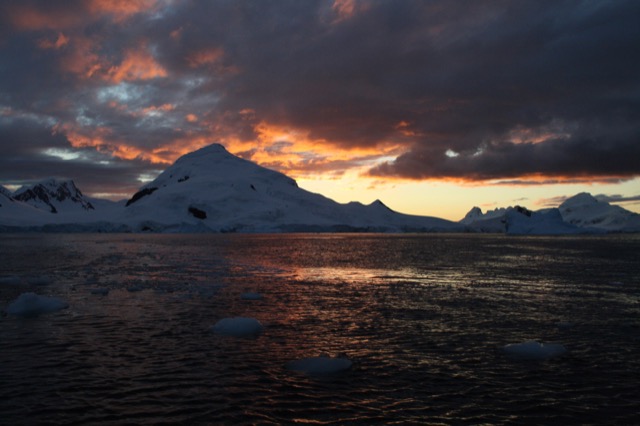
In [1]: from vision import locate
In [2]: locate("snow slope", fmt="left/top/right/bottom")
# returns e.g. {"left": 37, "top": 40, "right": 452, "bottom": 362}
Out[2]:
{"left": 0, "top": 179, "right": 122, "bottom": 230}
{"left": 2, "top": 144, "right": 638, "bottom": 234}
{"left": 559, "top": 193, "right": 640, "bottom": 232}
{"left": 460, "top": 205, "right": 585, "bottom": 235}
{"left": 118, "top": 144, "right": 461, "bottom": 232}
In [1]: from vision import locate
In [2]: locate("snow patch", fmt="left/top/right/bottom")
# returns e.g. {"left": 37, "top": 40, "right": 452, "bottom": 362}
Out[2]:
{"left": 6, "top": 292, "right": 69, "bottom": 317}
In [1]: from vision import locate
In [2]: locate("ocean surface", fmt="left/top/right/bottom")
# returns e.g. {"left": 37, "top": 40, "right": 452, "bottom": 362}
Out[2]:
{"left": 1, "top": 233, "right": 639, "bottom": 425}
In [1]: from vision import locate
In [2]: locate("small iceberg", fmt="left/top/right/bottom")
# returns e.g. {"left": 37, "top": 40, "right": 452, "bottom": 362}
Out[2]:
{"left": 211, "top": 317, "right": 264, "bottom": 337}
{"left": 285, "top": 355, "right": 353, "bottom": 374}
{"left": 241, "top": 292, "right": 263, "bottom": 300}
{"left": 503, "top": 340, "right": 567, "bottom": 361}
{"left": 6, "top": 292, "right": 69, "bottom": 317}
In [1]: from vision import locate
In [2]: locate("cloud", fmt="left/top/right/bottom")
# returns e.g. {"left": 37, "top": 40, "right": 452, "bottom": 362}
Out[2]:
{"left": 0, "top": 0, "right": 639, "bottom": 198}
{"left": 538, "top": 193, "right": 640, "bottom": 208}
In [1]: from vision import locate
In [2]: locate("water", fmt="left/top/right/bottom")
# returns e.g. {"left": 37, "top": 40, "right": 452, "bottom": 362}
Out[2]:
{"left": 1, "top": 233, "right": 639, "bottom": 425}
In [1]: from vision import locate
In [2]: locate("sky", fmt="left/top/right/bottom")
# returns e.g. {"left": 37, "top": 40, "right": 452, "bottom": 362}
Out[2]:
{"left": 1, "top": 0, "right": 639, "bottom": 221}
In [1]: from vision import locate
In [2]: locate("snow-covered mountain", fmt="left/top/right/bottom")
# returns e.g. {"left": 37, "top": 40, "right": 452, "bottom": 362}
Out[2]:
{"left": 0, "top": 185, "right": 14, "bottom": 207}
{"left": 459, "top": 205, "right": 586, "bottom": 235}
{"left": 559, "top": 193, "right": 640, "bottom": 232}
{"left": 1, "top": 143, "right": 638, "bottom": 234}
{"left": 118, "top": 144, "right": 460, "bottom": 232}
{"left": 13, "top": 178, "right": 95, "bottom": 214}
{"left": 0, "top": 185, "right": 12, "bottom": 200}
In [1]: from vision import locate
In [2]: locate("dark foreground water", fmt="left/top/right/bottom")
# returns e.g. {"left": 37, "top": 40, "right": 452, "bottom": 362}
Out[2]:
{"left": 1, "top": 234, "right": 639, "bottom": 425}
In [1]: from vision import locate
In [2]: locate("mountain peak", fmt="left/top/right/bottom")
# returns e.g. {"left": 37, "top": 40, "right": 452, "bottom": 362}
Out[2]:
{"left": 560, "top": 192, "right": 599, "bottom": 208}
{"left": 13, "top": 178, "right": 94, "bottom": 213}
{"left": 0, "top": 185, "right": 13, "bottom": 200}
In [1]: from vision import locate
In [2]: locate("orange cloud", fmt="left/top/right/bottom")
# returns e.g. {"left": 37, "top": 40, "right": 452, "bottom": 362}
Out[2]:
{"left": 216, "top": 120, "right": 405, "bottom": 179}
{"left": 106, "top": 45, "right": 168, "bottom": 83}
{"left": 331, "top": 0, "right": 368, "bottom": 23}
{"left": 8, "top": 6, "right": 81, "bottom": 30}
{"left": 37, "top": 32, "right": 70, "bottom": 50}
{"left": 332, "top": 0, "right": 356, "bottom": 21}
{"left": 140, "top": 103, "right": 175, "bottom": 115}
{"left": 56, "top": 123, "right": 172, "bottom": 164}
{"left": 59, "top": 35, "right": 105, "bottom": 79}
{"left": 88, "top": 0, "right": 159, "bottom": 23}
{"left": 186, "top": 47, "right": 224, "bottom": 68}
{"left": 185, "top": 114, "right": 198, "bottom": 123}
{"left": 8, "top": 0, "right": 158, "bottom": 31}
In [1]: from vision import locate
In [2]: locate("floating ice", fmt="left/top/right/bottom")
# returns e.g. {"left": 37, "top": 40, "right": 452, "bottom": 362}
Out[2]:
{"left": 90, "top": 288, "right": 110, "bottom": 296}
{"left": 0, "top": 276, "right": 21, "bottom": 285}
{"left": 241, "top": 292, "right": 263, "bottom": 300}
{"left": 503, "top": 340, "right": 567, "bottom": 360}
{"left": 211, "top": 317, "right": 264, "bottom": 337}
{"left": 285, "top": 355, "right": 353, "bottom": 374}
{"left": 6, "top": 292, "right": 69, "bottom": 317}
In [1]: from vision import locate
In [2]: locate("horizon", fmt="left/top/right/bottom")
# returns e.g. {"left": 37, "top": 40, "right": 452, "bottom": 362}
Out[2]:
{"left": 1, "top": 1, "right": 639, "bottom": 221}
{"left": 1, "top": 141, "right": 638, "bottom": 222}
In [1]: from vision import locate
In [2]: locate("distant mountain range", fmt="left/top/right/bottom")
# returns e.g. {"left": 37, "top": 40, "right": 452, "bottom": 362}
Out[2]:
{"left": 1, "top": 144, "right": 639, "bottom": 234}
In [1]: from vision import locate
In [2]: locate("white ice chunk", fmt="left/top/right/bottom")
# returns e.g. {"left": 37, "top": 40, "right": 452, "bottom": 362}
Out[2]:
{"left": 285, "top": 355, "right": 353, "bottom": 374}
{"left": 241, "top": 292, "right": 263, "bottom": 300}
{"left": 503, "top": 340, "right": 567, "bottom": 360}
{"left": 211, "top": 317, "right": 264, "bottom": 337}
{"left": 6, "top": 292, "right": 69, "bottom": 317}
{"left": 90, "top": 288, "right": 110, "bottom": 295}
{"left": 0, "top": 276, "right": 21, "bottom": 285}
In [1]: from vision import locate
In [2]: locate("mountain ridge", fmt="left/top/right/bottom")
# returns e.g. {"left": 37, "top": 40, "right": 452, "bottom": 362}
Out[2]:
{"left": 1, "top": 144, "right": 638, "bottom": 234}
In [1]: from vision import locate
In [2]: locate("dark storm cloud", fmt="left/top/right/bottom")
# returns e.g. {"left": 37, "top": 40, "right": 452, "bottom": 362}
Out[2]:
{"left": 1, "top": 0, "right": 639, "bottom": 194}
{"left": 0, "top": 116, "right": 162, "bottom": 196}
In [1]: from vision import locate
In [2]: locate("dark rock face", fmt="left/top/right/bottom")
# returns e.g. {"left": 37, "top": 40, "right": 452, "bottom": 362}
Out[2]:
{"left": 514, "top": 206, "right": 532, "bottom": 217}
{"left": 126, "top": 187, "right": 158, "bottom": 207}
{"left": 13, "top": 180, "right": 94, "bottom": 213}
{"left": 188, "top": 206, "right": 207, "bottom": 219}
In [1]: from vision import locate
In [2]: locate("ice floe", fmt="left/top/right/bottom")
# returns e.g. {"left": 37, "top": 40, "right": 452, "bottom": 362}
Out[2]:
{"left": 503, "top": 340, "right": 567, "bottom": 360}
{"left": 211, "top": 317, "right": 264, "bottom": 337}
{"left": 285, "top": 355, "right": 353, "bottom": 374}
{"left": 6, "top": 292, "right": 69, "bottom": 317}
